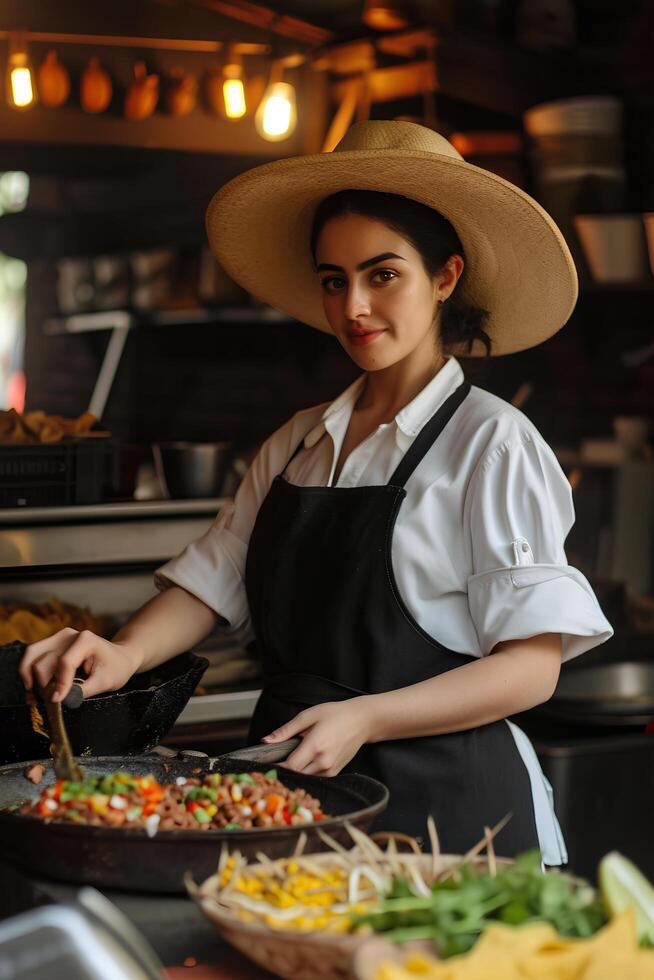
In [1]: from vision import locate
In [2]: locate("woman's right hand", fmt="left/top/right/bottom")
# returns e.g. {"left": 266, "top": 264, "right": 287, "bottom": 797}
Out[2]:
{"left": 18, "top": 628, "right": 143, "bottom": 702}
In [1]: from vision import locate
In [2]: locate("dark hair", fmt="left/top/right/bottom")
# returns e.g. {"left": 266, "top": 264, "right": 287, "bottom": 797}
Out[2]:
{"left": 310, "top": 189, "right": 491, "bottom": 356}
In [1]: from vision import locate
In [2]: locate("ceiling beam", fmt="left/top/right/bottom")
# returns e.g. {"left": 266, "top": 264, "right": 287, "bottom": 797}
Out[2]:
{"left": 188, "top": 0, "right": 334, "bottom": 46}
{"left": 331, "top": 60, "right": 437, "bottom": 104}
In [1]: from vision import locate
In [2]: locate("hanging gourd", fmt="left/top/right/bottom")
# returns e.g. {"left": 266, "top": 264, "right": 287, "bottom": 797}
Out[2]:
{"left": 124, "top": 61, "right": 159, "bottom": 120}
{"left": 164, "top": 67, "right": 197, "bottom": 116}
{"left": 81, "top": 57, "right": 113, "bottom": 114}
{"left": 204, "top": 66, "right": 223, "bottom": 116}
{"left": 37, "top": 51, "right": 71, "bottom": 107}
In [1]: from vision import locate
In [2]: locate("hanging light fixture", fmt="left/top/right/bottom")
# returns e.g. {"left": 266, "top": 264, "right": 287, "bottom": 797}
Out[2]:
{"left": 222, "top": 45, "right": 247, "bottom": 119}
{"left": 6, "top": 32, "right": 37, "bottom": 110}
{"left": 362, "top": 0, "right": 409, "bottom": 31}
{"left": 255, "top": 61, "right": 297, "bottom": 141}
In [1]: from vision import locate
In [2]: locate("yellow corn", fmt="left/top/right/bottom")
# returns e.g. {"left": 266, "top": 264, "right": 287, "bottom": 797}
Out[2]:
{"left": 404, "top": 954, "right": 434, "bottom": 973}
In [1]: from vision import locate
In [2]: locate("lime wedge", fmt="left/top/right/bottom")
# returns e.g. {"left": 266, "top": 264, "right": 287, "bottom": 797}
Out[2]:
{"left": 599, "top": 851, "right": 654, "bottom": 943}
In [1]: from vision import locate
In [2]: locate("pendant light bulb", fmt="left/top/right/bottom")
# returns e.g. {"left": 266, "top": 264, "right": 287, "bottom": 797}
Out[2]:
{"left": 255, "top": 66, "right": 297, "bottom": 141}
{"left": 223, "top": 77, "right": 246, "bottom": 119}
{"left": 222, "top": 46, "right": 246, "bottom": 119}
{"left": 6, "top": 34, "right": 36, "bottom": 110}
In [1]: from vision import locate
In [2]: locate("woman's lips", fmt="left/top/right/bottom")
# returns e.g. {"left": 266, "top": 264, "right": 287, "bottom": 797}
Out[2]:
{"left": 349, "top": 329, "right": 385, "bottom": 346}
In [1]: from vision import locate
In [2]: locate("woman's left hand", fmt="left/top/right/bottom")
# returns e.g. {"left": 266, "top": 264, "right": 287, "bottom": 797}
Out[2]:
{"left": 262, "top": 697, "right": 374, "bottom": 776}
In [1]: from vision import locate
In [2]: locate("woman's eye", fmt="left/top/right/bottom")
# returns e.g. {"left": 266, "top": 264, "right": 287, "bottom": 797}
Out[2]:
{"left": 372, "top": 269, "right": 397, "bottom": 284}
{"left": 321, "top": 276, "right": 346, "bottom": 294}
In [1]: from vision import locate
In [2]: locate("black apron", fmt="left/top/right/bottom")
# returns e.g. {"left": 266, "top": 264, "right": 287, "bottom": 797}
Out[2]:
{"left": 245, "top": 381, "right": 539, "bottom": 855}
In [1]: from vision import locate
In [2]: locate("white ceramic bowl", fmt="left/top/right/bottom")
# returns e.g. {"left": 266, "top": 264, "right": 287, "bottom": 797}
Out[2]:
{"left": 573, "top": 214, "right": 649, "bottom": 282}
{"left": 524, "top": 96, "right": 622, "bottom": 136}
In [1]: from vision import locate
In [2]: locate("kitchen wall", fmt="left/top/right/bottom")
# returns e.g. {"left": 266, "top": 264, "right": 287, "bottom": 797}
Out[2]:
{"left": 25, "top": 253, "right": 654, "bottom": 453}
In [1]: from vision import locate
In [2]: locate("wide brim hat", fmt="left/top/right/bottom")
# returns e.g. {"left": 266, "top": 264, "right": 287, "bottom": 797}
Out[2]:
{"left": 206, "top": 121, "right": 578, "bottom": 356}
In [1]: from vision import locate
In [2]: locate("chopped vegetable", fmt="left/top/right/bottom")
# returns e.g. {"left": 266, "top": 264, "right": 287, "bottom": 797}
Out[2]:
{"left": 600, "top": 851, "right": 654, "bottom": 945}
{"left": 353, "top": 850, "right": 606, "bottom": 958}
{"left": 265, "top": 794, "right": 283, "bottom": 816}
{"left": 12, "top": 769, "right": 328, "bottom": 832}
{"left": 145, "top": 813, "right": 160, "bottom": 838}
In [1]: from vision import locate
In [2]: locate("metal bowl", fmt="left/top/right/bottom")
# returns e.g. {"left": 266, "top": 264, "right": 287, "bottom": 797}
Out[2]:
{"left": 153, "top": 441, "right": 232, "bottom": 499}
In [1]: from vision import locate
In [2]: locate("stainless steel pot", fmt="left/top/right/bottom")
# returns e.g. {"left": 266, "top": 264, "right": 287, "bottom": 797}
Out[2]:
{"left": 152, "top": 441, "right": 232, "bottom": 499}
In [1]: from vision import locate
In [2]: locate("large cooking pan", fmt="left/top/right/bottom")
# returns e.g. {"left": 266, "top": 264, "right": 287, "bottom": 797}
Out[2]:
{"left": 0, "top": 742, "right": 389, "bottom": 894}
{"left": 543, "top": 660, "right": 654, "bottom": 727}
{"left": 0, "top": 642, "right": 207, "bottom": 763}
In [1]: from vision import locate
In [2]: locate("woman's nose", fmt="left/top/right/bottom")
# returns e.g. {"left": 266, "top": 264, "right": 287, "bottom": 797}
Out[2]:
{"left": 344, "top": 283, "right": 371, "bottom": 320}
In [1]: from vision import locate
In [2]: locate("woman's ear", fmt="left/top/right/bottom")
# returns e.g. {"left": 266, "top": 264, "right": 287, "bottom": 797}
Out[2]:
{"left": 436, "top": 254, "right": 465, "bottom": 303}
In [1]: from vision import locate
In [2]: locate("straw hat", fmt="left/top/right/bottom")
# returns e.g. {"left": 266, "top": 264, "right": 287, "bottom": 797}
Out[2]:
{"left": 206, "top": 120, "right": 578, "bottom": 356}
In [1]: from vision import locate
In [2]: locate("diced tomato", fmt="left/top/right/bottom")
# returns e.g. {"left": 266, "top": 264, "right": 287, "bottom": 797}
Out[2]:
{"left": 37, "top": 800, "right": 51, "bottom": 816}
{"left": 186, "top": 800, "right": 201, "bottom": 814}
{"left": 52, "top": 780, "right": 65, "bottom": 801}
{"left": 141, "top": 783, "right": 163, "bottom": 798}
{"left": 314, "top": 811, "right": 324, "bottom": 821}
{"left": 282, "top": 807, "right": 292, "bottom": 826}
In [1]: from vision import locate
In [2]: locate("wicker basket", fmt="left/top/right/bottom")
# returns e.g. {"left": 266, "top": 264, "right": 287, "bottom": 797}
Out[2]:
{"left": 188, "top": 848, "right": 511, "bottom": 980}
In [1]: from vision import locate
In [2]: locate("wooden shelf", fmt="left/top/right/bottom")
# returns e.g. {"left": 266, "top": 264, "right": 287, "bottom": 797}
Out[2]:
{"left": 44, "top": 305, "right": 294, "bottom": 335}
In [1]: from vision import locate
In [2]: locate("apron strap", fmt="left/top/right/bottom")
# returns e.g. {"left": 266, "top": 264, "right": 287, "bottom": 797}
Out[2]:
{"left": 388, "top": 381, "right": 471, "bottom": 489}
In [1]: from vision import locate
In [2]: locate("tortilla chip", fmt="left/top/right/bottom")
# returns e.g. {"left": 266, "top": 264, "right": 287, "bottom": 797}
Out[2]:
{"left": 7, "top": 610, "right": 54, "bottom": 644}
{"left": 0, "top": 409, "right": 109, "bottom": 444}
{"left": 378, "top": 911, "right": 654, "bottom": 980}
{"left": 0, "top": 622, "right": 20, "bottom": 644}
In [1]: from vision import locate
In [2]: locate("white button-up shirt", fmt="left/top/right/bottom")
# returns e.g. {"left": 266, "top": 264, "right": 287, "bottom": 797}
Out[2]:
{"left": 156, "top": 356, "right": 613, "bottom": 866}
{"left": 157, "top": 356, "right": 612, "bottom": 661}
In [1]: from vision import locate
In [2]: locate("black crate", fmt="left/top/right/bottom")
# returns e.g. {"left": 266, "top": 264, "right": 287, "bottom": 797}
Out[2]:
{"left": 0, "top": 439, "right": 113, "bottom": 508}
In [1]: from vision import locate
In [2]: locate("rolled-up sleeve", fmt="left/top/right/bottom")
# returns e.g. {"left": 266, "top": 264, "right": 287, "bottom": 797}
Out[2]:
{"left": 154, "top": 500, "right": 250, "bottom": 630}
{"left": 465, "top": 426, "right": 613, "bottom": 661}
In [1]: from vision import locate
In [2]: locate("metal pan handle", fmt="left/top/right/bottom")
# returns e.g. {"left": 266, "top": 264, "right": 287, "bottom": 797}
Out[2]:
{"left": 220, "top": 738, "right": 300, "bottom": 765}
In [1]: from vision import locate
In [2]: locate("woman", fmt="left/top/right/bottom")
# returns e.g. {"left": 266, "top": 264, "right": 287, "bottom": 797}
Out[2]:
{"left": 20, "top": 122, "right": 612, "bottom": 862}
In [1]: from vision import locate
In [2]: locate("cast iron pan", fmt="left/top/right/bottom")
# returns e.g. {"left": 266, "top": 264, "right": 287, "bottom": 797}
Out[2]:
{"left": 0, "top": 642, "right": 208, "bottom": 764}
{"left": 0, "top": 742, "right": 389, "bottom": 894}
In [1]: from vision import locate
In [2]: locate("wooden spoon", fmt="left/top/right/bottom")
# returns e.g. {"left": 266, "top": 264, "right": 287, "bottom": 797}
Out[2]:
{"left": 42, "top": 680, "right": 83, "bottom": 782}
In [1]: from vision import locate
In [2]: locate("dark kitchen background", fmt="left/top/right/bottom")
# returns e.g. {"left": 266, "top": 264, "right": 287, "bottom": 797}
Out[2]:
{"left": 1, "top": 0, "right": 654, "bottom": 892}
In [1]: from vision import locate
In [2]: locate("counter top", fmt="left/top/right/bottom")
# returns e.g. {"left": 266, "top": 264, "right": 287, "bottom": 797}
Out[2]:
{"left": 0, "top": 861, "right": 273, "bottom": 977}
{"left": 0, "top": 498, "right": 225, "bottom": 526}
{"left": 0, "top": 498, "right": 228, "bottom": 570}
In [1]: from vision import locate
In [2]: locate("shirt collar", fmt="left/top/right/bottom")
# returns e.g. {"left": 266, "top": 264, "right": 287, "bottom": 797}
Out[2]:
{"left": 302, "top": 358, "right": 464, "bottom": 449}
{"left": 395, "top": 357, "right": 464, "bottom": 436}
{"left": 303, "top": 374, "right": 365, "bottom": 448}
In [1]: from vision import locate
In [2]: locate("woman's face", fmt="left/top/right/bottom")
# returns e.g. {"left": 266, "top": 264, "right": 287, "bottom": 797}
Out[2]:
{"left": 314, "top": 212, "right": 461, "bottom": 373}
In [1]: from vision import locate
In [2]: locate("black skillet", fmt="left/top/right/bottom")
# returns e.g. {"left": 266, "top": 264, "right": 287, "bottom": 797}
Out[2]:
{"left": 0, "top": 642, "right": 208, "bottom": 764}
{"left": 0, "top": 741, "right": 389, "bottom": 894}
